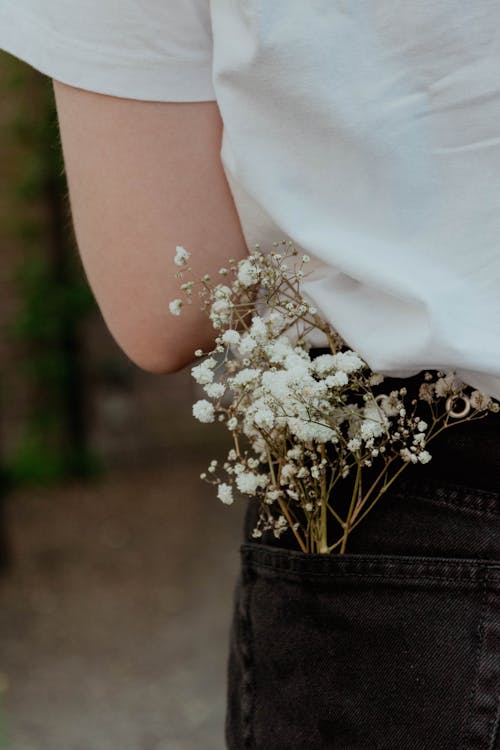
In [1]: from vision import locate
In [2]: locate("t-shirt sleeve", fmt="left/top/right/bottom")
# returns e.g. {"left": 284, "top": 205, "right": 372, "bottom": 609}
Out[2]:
{"left": 0, "top": 0, "right": 216, "bottom": 102}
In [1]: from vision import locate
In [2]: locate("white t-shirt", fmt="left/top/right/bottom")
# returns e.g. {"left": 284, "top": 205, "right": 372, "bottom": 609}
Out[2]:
{"left": 1, "top": 1, "right": 499, "bottom": 399}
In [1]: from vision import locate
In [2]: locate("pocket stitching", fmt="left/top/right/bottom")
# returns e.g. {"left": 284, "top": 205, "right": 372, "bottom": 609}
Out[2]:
{"left": 244, "top": 561, "right": 498, "bottom": 587}
{"left": 487, "top": 697, "right": 500, "bottom": 750}
{"left": 417, "top": 495, "right": 500, "bottom": 518}
{"left": 239, "top": 566, "right": 256, "bottom": 749}
{"left": 241, "top": 544, "right": 500, "bottom": 584}
{"left": 392, "top": 478, "right": 500, "bottom": 517}
{"left": 457, "top": 572, "right": 489, "bottom": 750}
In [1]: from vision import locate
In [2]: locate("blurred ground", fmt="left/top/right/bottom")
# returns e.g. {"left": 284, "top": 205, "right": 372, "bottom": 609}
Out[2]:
{"left": 0, "top": 451, "right": 246, "bottom": 750}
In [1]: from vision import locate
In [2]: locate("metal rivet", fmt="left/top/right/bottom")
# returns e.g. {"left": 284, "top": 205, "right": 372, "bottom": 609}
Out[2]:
{"left": 445, "top": 393, "right": 471, "bottom": 419}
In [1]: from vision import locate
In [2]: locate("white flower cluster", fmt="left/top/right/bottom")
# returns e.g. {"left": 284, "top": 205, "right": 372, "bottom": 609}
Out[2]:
{"left": 169, "top": 240, "right": 499, "bottom": 553}
{"left": 169, "top": 299, "right": 183, "bottom": 316}
{"left": 174, "top": 245, "right": 191, "bottom": 267}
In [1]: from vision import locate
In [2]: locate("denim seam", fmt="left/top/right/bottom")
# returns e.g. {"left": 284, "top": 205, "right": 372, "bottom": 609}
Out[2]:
{"left": 477, "top": 584, "right": 500, "bottom": 750}
{"left": 240, "top": 567, "right": 255, "bottom": 750}
{"left": 413, "top": 495, "right": 499, "bottom": 518}
{"left": 243, "top": 560, "right": 500, "bottom": 587}
{"left": 396, "top": 476, "right": 500, "bottom": 502}
{"left": 241, "top": 543, "right": 497, "bottom": 567}
{"left": 457, "top": 572, "right": 489, "bottom": 750}
{"left": 241, "top": 547, "right": 500, "bottom": 580}
{"left": 391, "top": 480, "right": 500, "bottom": 517}
{"left": 487, "top": 698, "right": 499, "bottom": 750}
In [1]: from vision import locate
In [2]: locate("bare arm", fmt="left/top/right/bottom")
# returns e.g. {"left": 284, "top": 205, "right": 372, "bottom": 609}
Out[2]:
{"left": 52, "top": 80, "right": 249, "bottom": 373}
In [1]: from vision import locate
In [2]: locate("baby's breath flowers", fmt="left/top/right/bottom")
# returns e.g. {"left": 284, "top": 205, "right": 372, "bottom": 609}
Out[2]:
{"left": 168, "top": 298, "right": 183, "bottom": 316}
{"left": 169, "top": 240, "right": 500, "bottom": 554}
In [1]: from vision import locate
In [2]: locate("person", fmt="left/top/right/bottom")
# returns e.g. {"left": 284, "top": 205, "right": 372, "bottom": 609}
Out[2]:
{"left": 0, "top": 3, "right": 499, "bottom": 749}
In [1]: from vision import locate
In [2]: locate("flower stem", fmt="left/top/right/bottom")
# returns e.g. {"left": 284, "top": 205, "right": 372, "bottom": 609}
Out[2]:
{"left": 338, "top": 462, "right": 361, "bottom": 554}
{"left": 277, "top": 494, "right": 307, "bottom": 553}
{"left": 267, "top": 448, "right": 307, "bottom": 553}
{"left": 317, "top": 446, "right": 328, "bottom": 553}
{"left": 349, "top": 455, "right": 397, "bottom": 525}
{"left": 347, "top": 460, "right": 409, "bottom": 532}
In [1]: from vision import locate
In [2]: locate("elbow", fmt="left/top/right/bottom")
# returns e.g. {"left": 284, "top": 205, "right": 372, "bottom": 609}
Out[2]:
{"left": 112, "top": 328, "right": 200, "bottom": 376}
{"left": 124, "top": 343, "right": 189, "bottom": 376}
{"left": 100, "top": 304, "right": 216, "bottom": 375}
{"left": 136, "top": 355, "right": 188, "bottom": 375}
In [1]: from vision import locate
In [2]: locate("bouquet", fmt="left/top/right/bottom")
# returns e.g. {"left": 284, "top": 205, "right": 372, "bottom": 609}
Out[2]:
{"left": 169, "top": 240, "right": 499, "bottom": 554}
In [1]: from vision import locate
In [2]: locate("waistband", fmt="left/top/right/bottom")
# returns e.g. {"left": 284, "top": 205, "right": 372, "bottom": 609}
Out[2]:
{"left": 309, "top": 347, "right": 500, "bottom": 495}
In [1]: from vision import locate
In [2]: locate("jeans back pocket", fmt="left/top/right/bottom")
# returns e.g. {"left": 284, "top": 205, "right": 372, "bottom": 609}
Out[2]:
{"left": 225, "top": 543, "right": 500, "bottom": 750}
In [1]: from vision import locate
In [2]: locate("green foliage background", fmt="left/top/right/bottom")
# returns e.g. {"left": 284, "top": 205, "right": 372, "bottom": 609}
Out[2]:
{"left": 1, "top": 56, "right": 100, "bottom": 486}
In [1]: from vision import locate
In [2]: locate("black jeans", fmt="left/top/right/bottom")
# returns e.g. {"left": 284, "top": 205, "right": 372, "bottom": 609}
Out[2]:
{"left": 225, "top": 368, "right": 500, "bottom": 750}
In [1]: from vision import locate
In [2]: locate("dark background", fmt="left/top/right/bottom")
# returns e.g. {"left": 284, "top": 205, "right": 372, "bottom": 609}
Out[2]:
{"left": 0, "top": 52, "right": 244, "bottom": 750}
